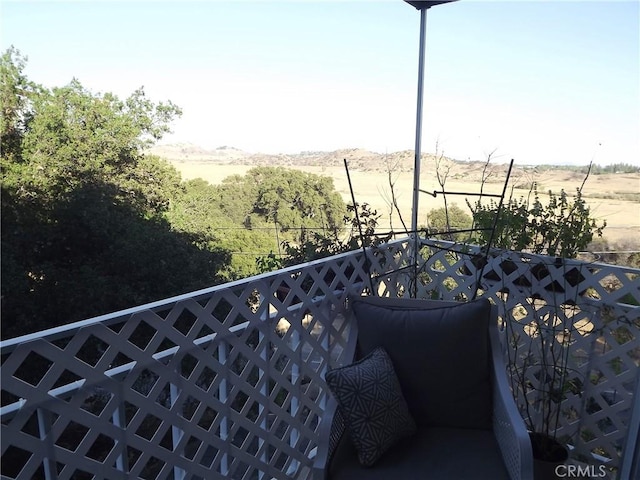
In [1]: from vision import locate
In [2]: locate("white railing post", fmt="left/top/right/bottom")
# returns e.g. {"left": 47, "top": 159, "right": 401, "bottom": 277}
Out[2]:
{"left": 218, "top": 340, "right": 229, "bottom": 477}
{"left": 37, "top": 408, "right": 57, "bottom": 480}
{"left": 320, "top": 327, "right": 330, "bottom": 411}
{"left": 170, "top": 382, "right": 185, "bottom": 480}
{"left": 258, "top": 328, "right": 268, "bottom": 480}
{"left": 112, "top": 400, "right": 129, "bottom": 474}
{"left": 288, "top": 326, "right": 301, "bottom": 475}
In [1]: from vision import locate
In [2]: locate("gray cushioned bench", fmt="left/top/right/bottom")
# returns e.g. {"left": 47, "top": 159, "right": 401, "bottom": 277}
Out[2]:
{"left": 312, "top": 296, "right": 534, "bottom": 480}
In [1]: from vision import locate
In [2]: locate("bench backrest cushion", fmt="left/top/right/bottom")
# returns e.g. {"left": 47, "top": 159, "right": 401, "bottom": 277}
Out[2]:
{"left": 351, "top": 297, "right": 492, "bottom": 430}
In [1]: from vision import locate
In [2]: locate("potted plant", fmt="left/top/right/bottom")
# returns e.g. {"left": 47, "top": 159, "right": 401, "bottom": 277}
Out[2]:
{"left": 501, "top": 256, "right": 586, "bottom": 480}
{"left": 466, "top": 172, "right": 607, "bottom": 478}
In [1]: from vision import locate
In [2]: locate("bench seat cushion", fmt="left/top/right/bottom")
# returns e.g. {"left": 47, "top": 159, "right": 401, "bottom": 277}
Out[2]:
{"left": 330, "top": 426, "right": 511, "bottom": 480}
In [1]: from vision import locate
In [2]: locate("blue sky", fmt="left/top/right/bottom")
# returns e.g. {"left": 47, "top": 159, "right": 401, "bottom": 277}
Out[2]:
{"left": 2, "top": 0, "right": 639, "bottom": 166}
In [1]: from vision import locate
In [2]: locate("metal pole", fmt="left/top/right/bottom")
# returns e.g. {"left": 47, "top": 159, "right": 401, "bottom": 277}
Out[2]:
{"left": 411, "top": 7, "right": 428, "bottom": 296}
{"left": 344, "top": 159, "right": 375, "bottom": 295}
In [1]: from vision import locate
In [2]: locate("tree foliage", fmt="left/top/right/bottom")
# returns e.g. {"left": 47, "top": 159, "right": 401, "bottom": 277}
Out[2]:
{"left": 277, "top": 203, "right": 390, "bottom": 268}
{"left": 536, "top": 163, "right": 640, "bottom": 175}
{"left": 469, "top": 184, "right": 606, "bottom": 258}
{"left": 168, "top": 168, "right": 349, "bottom": 279}
{"left": 167, "top": 178, "right": 277, "bottom": 281}
{"left": 426, "top": 203, "right": 473, "bottom": 242}
{"left": 219, "top": 166, "right": 347, "bottom": 235}
{"left": 1, "top": 47, "right": 37, "bottom": 163}
{"left": 1, "top": 48, "right": 230, "bottom": 338}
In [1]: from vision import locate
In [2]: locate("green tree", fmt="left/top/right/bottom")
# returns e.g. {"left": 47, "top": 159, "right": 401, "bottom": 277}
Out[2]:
{"left": 168, "top": 178, "right": 279, "bottom": 281}
{"left": 426, "top": 203, "right": 473, "bottom": 242}
{"left": 220, "top": 166, "right": 347, "bottom": 237}
{"left": 1, "top": 48, "right": 230, "bottom": 339}
{"left": 279, "top": 202, "right": 390, "bottom": 266}
{"left": 169, "top": 167, "right": 350, "bottom": 279}
{"left": 0, "top": 47, "right": 37, "bottom": 163}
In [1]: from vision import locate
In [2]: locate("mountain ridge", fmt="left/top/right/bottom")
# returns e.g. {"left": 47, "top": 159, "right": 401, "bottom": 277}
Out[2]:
{"left": 147, "top": 143, "right": 489, "bottom": 174}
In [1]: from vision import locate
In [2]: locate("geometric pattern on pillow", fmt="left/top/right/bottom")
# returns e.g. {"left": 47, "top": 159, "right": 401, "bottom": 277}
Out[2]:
{"left": 325, "top": 347, "right": 417, "bottom": 467}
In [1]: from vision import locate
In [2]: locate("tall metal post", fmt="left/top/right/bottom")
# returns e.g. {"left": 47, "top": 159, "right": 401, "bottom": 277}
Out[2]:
{"left": 411, "top": 6, "right": 427, "bottom": 241}
{"left": 405, "top": 0, "right": 456, "bottom": 297}
{"left": 411, "top": 6, "right": 428, "bottom": 296}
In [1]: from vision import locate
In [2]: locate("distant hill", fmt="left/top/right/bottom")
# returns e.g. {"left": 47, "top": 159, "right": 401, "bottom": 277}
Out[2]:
{"left": 149, "top": 143, "right": 639, "bottom": 177}
{"left": 148, "top": 143, "right": 251, "bottom": 162}
{"left": 148, "top": 143, "right": 537, "bottom": 183}
{"left": 150, "top": 143, "right": 493, "bottom": 173}
{"left": 148, "top": 143, "right": 640, "bottom": 190}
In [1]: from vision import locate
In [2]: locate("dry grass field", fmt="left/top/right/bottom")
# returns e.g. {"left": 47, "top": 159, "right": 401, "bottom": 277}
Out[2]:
{"left": 152, "top": 145, "right": 639, "bottom": 248}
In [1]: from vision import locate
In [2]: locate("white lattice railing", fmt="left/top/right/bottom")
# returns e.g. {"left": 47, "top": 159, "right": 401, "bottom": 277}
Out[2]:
{"left": 413, "top": 239, "right": 640, "bottom": 478}
{"left": 0, "top": 240, "right": 413, "bottom": 480}
{"left": 1, "top": 238, "right": 638, "bottom": 479}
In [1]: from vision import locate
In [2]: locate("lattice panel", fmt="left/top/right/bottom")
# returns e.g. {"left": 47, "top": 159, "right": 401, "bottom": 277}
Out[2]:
{"left": 411, "top": 240, "right": 640, "bottom": 477}
{"left": 1, "top": 243, "right": 410, "bottom": 480}
{"left": 2, "top": 238, "right": 637, "bottom": 479}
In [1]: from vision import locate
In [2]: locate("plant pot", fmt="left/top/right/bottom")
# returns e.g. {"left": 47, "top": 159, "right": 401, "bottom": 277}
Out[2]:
{"left": 530, "top": 432, "right": 569, "bottom": 480}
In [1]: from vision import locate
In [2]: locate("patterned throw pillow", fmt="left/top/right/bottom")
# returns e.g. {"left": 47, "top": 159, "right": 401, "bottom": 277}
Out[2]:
{"left": 325, "top": 347, "right": 417, "bottom": 467}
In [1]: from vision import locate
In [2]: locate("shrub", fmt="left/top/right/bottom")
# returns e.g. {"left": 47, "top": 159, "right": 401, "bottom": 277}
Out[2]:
{"left": 426, "top": 204, "right": 473, "bottom": 242}
{"left": 469, "top": 183, "right": 606, "bottom": 258}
